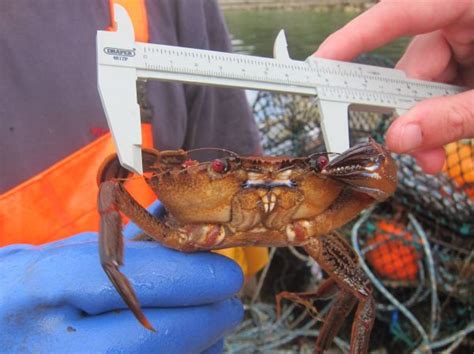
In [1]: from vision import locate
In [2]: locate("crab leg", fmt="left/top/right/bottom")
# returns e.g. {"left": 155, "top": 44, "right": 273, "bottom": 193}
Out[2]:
{"left": 314, "top": 289, "right": 358, "bottom": 353}
{"left": 98, "top": 180, "right": 202, "bottom": 331}
{"left": 275, "top": 278, "right": 339, "bottom": 319}
{"left": 304, "top": 233, "right": 375, "bottom": 354}
{"left": 275, "top": 279, "right": 357, "bottom": 352}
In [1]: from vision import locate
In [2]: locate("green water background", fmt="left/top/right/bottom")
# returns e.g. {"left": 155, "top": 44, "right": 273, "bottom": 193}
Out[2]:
{"left": 224, "top": 8, "right": 410, "bottom": 63}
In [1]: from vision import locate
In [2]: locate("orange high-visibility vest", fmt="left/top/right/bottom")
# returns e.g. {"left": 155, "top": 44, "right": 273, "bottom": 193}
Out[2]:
{"left": 0, "top": 0, "right": 268, "bottom": 276}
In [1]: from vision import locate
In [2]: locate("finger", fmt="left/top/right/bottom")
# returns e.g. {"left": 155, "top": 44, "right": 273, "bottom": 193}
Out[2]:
{"left": 70, "top": 298, "right": 243, "bottom": 353}
{"left": 314, "top": 0, "right": 468, "bottom": 60}
{"left": 386, "top": 89, "right": 474, "bottom": 152}
{"left": 411, "top": 147, "right": 447, "bottom": 174}
{"left": 11, "top": 299, "right": 243, "bottom": 353}
{"left": 23, "top": 241, "right": 243, "bottom": 314}
{"left": 0, "top": 242, "right": 35, "bottom": 256}
{"left": 396, "top": 31, "right": 458, "bottom": 83}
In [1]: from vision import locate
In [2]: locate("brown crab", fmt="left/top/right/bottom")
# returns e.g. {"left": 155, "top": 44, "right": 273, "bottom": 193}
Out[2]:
{"left": 98, "top": 138, "right": 397, "bottom": 353}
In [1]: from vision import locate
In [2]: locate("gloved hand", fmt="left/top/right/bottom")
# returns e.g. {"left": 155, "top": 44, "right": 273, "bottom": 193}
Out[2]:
{"left": 0, "top": 202, "right": 244, "bottom": 353}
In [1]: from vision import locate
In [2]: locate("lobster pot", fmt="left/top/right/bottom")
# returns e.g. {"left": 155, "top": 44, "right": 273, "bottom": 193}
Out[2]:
{"left": 251, "top": 76, "right": 474, "bottom": 350}
{"left": 352, "top": 205, "right": 473, "bottom": 351}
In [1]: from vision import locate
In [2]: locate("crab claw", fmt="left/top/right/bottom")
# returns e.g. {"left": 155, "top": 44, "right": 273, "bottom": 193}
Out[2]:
{"left": 322, "top": 138, "right": 397, "bottom": 201}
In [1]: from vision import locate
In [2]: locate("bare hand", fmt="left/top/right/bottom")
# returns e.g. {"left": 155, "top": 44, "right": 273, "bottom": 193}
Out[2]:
{"left": 314, "top": 0, "right": 474, "bottom": 173}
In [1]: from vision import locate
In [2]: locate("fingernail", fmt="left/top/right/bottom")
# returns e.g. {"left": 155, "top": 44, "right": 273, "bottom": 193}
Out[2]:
{"left": 399, "top": 123, "right": 423, "bottom": 152}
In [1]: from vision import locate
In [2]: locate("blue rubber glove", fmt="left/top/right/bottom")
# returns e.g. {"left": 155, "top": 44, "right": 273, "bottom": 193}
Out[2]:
{"left": 0, "top": 202, "right": 244, "bottom": 353}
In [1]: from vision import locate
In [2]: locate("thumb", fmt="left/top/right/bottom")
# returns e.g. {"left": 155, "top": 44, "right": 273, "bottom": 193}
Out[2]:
{"left": 386, "top": 89, "right": 474, "bottom": 153}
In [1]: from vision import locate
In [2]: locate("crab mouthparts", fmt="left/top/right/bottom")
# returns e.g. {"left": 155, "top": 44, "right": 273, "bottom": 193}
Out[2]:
{"left": 242, "top": 181, "right": 294, "bottom": 214}
{"left": 241, "top": 170, "right": 297, "bottom": 214}
{"left": 258, "top": 191, "right": 278, "bottom": 214}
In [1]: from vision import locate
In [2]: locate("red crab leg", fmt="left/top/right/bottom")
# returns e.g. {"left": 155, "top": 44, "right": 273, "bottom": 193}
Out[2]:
{"left": 314, "top": 289, "right": 358, "bottom": 353}
{"left": 304, "top": 232, "right": 375, "bottom": 354}
{"left": 275, "top": 263, "right": 359, "bottom": 352}
{"left": 98, "top": 180, "right": 201, "bottom": 331}
{"left": 275, "top": 278, "right": 339, "bottom": 319}
{"left": 310, "top": 189, "right": 374, "bottom": 236}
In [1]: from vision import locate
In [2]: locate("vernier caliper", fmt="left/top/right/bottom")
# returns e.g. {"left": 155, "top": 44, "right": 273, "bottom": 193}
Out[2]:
{"left": 97, "top": 4, "right": 466, "bottom": 174}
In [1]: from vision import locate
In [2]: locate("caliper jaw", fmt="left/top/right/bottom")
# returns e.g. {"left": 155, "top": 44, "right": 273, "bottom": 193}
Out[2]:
{"left": 273, "top": 30, "right": 350, "bottom": 156}
{"left": 97, "top": 4, "right": 143, "bottom": 174}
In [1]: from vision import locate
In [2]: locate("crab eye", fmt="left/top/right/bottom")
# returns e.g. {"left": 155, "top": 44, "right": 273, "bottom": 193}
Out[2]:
{"left": 317, "top": 156, "right": 329, "bottom": 169}
{"left": 310, "top": 154, "right": 329, "bottom": 172}
{"left": 211, "top": 158, "right": 229, "bottom": 173}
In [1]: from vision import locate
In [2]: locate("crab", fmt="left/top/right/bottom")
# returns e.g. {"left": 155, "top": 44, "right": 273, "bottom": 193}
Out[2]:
{"left": 97, "top": 138, "right": 397, "bottom": 353}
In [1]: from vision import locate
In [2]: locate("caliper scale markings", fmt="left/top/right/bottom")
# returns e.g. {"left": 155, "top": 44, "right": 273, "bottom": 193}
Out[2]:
{"left": 97, "top": 4, "right": 467, "bottom": 174}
